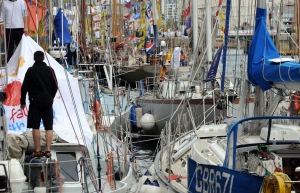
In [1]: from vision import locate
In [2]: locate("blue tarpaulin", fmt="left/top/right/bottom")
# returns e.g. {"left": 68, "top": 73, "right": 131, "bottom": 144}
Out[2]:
{"left": 248, "top": 8, "right": 300, "bottom": 91}
{"left": 52, "top": 9, "right": 72, "bottom": 45}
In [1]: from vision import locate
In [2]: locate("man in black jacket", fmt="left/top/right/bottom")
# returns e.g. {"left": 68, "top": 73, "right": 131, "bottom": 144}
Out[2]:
{"left": 20, "top": 51, "right": 58, "bottom": 158}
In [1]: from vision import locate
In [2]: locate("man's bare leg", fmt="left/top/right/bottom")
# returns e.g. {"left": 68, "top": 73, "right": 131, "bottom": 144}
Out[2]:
{"left": 45, "top": 130, "right": 53, "bottom": 151}
{"left": 32, "top": 129, "right": 41, "bottom": 152}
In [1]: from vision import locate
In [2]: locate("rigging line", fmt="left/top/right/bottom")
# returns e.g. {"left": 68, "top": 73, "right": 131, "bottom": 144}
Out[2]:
{"left": 272, "top": 19, "right": 300, "bottom": 50}
{"left": 232, "top": 0, "right": 242, "bottom": 116}
{"left": 24, "top": 2, "right": 99, "bottom": 191}
{"left": 87, "top": 2, "right": 109, "bottom": 159}
{"left": 170, "top": 101, "right": 218, "bottom": 154}
{"left": 98, "top": 132, "right": 115, "bottom": 151}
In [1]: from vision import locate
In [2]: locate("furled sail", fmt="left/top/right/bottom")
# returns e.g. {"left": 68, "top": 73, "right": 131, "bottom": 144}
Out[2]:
{"left": 248, "top": 8, "right": 300, "bottom": 91}
{"left": 52, "top": 8, "right": 72, "bottom": 45}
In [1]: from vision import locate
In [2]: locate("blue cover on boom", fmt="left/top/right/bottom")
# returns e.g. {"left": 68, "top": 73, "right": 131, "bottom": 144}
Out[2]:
{"left": 247, "top": 8, "right": 300, "bottom": 91}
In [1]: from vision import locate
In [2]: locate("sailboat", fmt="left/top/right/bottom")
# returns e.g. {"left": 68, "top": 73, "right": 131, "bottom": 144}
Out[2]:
{"left": 0, "top": 1, "right": 139, "bottom": 192}
{"left": 128, "top": 0, "right": 244, "bottom": 136}
{"left": 138, "top": 0, "right": 300, "bottom": 192}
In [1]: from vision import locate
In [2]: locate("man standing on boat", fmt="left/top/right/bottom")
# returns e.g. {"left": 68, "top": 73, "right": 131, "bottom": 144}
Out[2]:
{"left": 20, "top": 51, "right": 58, "bottom": 158}
{"left": 0, "top": 0, "right": 28, "bottom": 63}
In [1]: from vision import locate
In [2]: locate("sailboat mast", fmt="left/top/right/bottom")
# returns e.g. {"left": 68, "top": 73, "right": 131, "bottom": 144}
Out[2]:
{"left": 112, "top": 0, "right": 117, "bottom": 42}
{"left": 49, "top": 0, "right": 53, "bottom": 45}
{"left": 192, "top": 0, "right": 198, "bottom": 53}
{"left": 118, "top": 0, "right": 123, "bottom": 42}
{"left": 276, "top": 0, "right": 283, "bottom": 48}
{"left": 205, "top": 0, "right": 212, "bottom": 62}
{"left": 81, "top": 0, "right": 86, "bottom": 47}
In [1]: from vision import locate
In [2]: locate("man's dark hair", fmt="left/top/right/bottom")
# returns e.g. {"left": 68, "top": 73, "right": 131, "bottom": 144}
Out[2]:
{"left": 34, "top": 51, "right": 44, "bottom": 62}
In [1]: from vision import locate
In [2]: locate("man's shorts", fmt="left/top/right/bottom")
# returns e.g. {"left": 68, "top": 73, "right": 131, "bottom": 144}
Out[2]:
{"left": 27, "top": 104, "right": 53, "bottom": 130}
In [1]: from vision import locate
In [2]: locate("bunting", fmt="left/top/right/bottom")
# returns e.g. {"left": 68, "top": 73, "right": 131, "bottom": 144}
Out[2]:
{"left": 146, "top": 2, "right": 152, "bottom": 20}
{"left": 138, "top": 42, "right": 144, "bottom": 49}
{"left": 138, "top": 19, "right": 146, "bottom": 25}
{"left": 125, "top": 1, "right": 131, "bottom": 9}
{"left": 124, "top": 13, "right": 131, "bottom": 19}
{"left": 156, "top": 0, "right": 162, "bottom": 27}
{"left": 133, "top": 10, "right": 141, "bottom": 20}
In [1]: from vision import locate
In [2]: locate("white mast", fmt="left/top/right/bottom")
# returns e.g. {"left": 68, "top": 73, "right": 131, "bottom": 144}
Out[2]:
{"left": 205, "top": 0, "right": 212, "bottom": 62}
{"left": 192, "top": 0, "right": 198, "bottom": 53}
{"left": 257, "top": 0, "right": 267, "bottom": 9}
{"left": 49, "top": 0, "right": 53, "bottom": 45}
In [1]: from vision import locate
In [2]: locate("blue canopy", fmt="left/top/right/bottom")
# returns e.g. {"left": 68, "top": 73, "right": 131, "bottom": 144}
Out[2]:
{"left": 247, "top": 8, "right": 300, "bottom": 91}
{"left": 52, "top": 9, "right": 72, "bottom": 45}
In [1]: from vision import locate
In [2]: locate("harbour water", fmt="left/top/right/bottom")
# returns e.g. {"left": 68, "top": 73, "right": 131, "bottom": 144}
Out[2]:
{"left": 133, "top": 139, "right": 159, "bottom": 175}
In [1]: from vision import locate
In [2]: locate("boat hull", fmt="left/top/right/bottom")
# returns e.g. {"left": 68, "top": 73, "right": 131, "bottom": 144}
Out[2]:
{"left": 119, "top": 65, "right": 172, "bottom": 84}
{"left": 136, "top": 98, "right": 224, "bottom": 135}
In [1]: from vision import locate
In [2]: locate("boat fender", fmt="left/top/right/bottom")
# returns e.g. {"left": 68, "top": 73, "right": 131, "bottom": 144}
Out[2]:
{"left": 262, "top": 172, "right": 291, "bottom": 193}
{"left": 140, "top": 113, "right": 155, "bottom": 130}
{"left": 136, "top": 107, "right": 143, "bottom": 128}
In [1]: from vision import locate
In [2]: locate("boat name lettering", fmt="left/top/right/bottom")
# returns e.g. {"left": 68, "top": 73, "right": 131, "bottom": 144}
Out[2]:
{"left": 195, "top": 165, "right": 234, "bottom": 193}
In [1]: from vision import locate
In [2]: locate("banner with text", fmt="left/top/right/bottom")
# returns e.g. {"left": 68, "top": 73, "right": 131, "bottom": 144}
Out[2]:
{"left": 188, "top": 158, "right": 263, "bottom": 193}
{"left": 1, "top": 35, "right": 93, "bottom": 146}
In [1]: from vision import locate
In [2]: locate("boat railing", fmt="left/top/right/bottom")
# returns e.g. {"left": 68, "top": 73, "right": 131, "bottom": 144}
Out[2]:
{"left": 134, "top": 75, "right": 178, "bottom": 94}
{"left": 223, "top": 116, "right": 300, "bottom": 170}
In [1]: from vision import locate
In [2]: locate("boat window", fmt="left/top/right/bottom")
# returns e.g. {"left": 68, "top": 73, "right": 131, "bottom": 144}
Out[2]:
{"left": 56, "top": 152, "right": 79, "bottom": 182}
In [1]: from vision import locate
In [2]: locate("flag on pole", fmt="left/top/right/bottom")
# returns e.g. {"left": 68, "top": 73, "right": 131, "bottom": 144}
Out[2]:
{"left": 146, "top": 2, "right": 152, "bottom": 19}
{"left": 145, "top": 42, "right": 154, "bottom": 53}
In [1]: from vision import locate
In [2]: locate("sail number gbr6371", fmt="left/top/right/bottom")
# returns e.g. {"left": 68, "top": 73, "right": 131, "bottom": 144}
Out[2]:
{"left": 195, "top": 165, "right": 234, "bottom": 193}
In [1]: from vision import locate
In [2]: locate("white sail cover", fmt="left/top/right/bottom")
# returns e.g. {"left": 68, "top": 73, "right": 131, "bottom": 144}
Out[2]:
{"left": 170, "top": 47, "right": 181, "bottom": 69}
{"left": 1, "top": 35, "right": 93, "bottom": 146}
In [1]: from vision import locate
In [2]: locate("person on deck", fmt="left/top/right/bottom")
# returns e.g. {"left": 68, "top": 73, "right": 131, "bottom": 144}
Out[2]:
{"left": 180, "top": 50, "right": 186, "bottom": 66}
{"left": 20, "top": 51, "right": 58, "bottom": 158}
{"left": 0, "top": 0, "right": 28, "bottom": 63}
{"left": 158, "top": 64, "right": 167, "bottom": 83}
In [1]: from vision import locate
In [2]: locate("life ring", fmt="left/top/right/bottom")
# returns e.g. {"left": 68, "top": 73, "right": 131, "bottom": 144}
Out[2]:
{"left": 93, "top": 99, "right": 102, "bottom": 131}
{"left": 262, "top": 172, "right": 291, "bottom": 193}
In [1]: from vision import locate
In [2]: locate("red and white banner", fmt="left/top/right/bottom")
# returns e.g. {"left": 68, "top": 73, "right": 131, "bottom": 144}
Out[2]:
{"left": 1, "top": 35, "right": 93, "bottom": 145}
